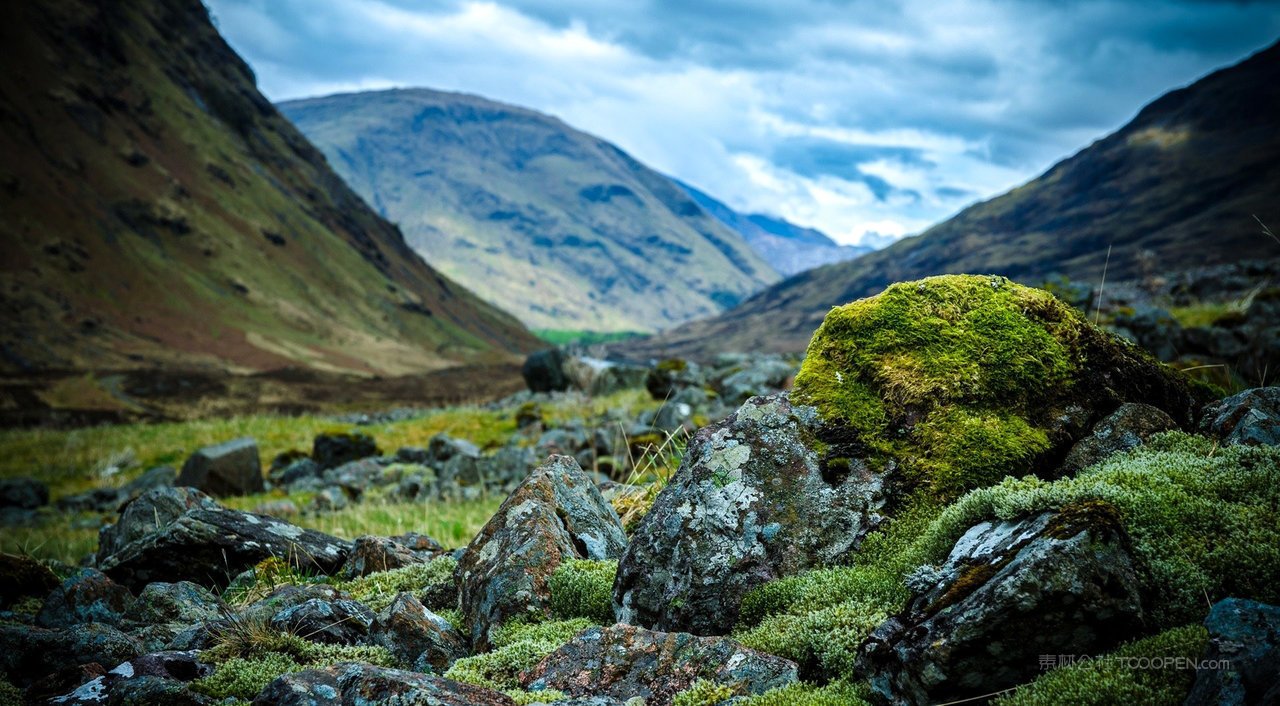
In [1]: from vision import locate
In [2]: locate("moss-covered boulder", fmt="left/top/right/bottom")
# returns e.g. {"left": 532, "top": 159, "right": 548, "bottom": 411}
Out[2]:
{"left": 792, "top": 275, "right": 1201, "bottom": 499}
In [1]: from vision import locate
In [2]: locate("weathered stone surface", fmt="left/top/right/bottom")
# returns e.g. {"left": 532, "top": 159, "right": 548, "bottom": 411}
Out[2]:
{"left": 0, "top": 622, "right": 143, "bottom": 686}
{"left": 312, "top": 431, "right": 379, "bottom": 470}
{"left": 270, "top": 598, "right": 375, "bottom": 645}
{"left": 644, "top": 359, "right": 703, "bottom": 400}
{"left": 713, "top": 356, "right": 796, "bottom": 405}
{"left": 521, "top": 624, "right": 797, "bottom": 706}
{"left": 563, "top": 356, "right": 646, "bottom": 396}
{"left": 239, "top": 584, "right": 347, "bottom": 624}
{"left": 615, "top": 394, "right": 886, "bottom": 635}
{"left": 253, "top": 662, "right": 516, "bottom": 706}
{"left": 58, "top": 466, "right": 177, "bottom": 513}
{"left": 37, "top": 568, "right": 135, "bottom": 628}
{"left": 48, "top": 651, "right": 214, "bottom": 706}
{"left": 0, "top": 552, "right": 59, "bottom": 607}
{"left": 368, "top": 593, "right": 467, "bottom": 673}
{"left": 458, "top": 455, "right": 627, "bottom": 651}
{"left": 1058, "top": 402, "right": 1178, "bottom": 476}
{"left": 858, "top": 508, "right": 1147, "bottom": 704}
{"left": 177, "top": 437, "right": 263, "bottom": 497}
{"left": 339, "top": 535, "right": 434, "bottom": 579}
{"left": 1200, "top": 387, "right": 1280, "bottom": 447}
{"left": 1185, "top": 598, "right": 1280, "bottom": 706}
{"left": 122, "top": 581, "right": 220, "bottom": 631}
{"left": 97, "top": 488, "right": 350, "bottom": 591}
{"left": 522, "top": 349, "right": 570, "bottom": 393}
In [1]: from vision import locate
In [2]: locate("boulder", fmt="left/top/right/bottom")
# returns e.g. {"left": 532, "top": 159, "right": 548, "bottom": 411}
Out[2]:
{"left": 644, "top": 359, "right": 703, "bottom": 400}
{"left": 96, "top": 487, "right": 350, "bottom": 590}
{"left": 563, "top": 356, "right": 647, "bottom": 396}
{"left": 122, "top": 581, "right": 220, "bottom": 630}
{"left": 253, "top": 662, "right": 515, "bottom": 706}
{"left": 47, "top": 650, "right": 214, "bottom": 706}
{"left": 239, "top": 584, "right": 348, "bottom": 624}
{"left": 0, "top": 622, "right": 143, "bottom": 686}
{"left": 0, "top": 552, "right": 59, "bottom": 608}
{"left": 0, "top": 476, "right": 49, "bottom": 509}
{"left": 270, "top": 598, "right": 375, "bottom": 645}
{"left": 37, "top": 568, "right": 135, "bottom": 628}
{"left": 615, "top": 394, "right": 886, "bottom": 635}
{"left": 176, "top": 438, "right": 263, "bottom": 497}
{"left": 58, "top": 465, "right": 178, "bottom": 514}
{"left": 1058, "top": 402, "right": 1179, "bottom": 476}
{"left": 521, "top": 624, "right": 798, "bottom": 706}
{"left": 368, "top": 593, "right": 467, "bottom": 673}
{"left": 457, "top": 455, "right": 627, "bottom": 651}
{"left": 858, "top": 507, "right": 1147, "bottom": 704}
{"left": 713, "top": 357, "right": 796, "bottom": 405}
{"left": 339, "top": 535, "right": 436, "bottom": 579}
{"left": 313, "top": 431, "right": 379, "bottom": 470}
{"left": 1185, "top": 598, "right": 1280, "bottom": 706}
{"left": 277, "top": 458, "right": 323, "bottom": 489}
{"left": 1200, "top": 387, "right": 1280, "bottom": 447}
{"left": 522, "top": 349, "right": 570, "bottom": 393}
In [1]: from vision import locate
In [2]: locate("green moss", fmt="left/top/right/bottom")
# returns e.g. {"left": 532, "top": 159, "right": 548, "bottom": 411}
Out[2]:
{"left": 191, "top": 652, "right": 302, "bottom": 701}
{"left": 445, "top": 618, "right": 595, "bottom": 691}
{"left": 0, "top": 678, "right": 22, "bottom": 706}
{"left": 736, "top": 680, "right": 872, "bottom": 706}
{"left": 547, "top": 559, "right": 617, "bottom": 623}
{"left": 504, "top": 688, "right": 568, "bottom": 704}
{"left": 656, "top": 358, "right": 689, "bottom": 373}
{"left": 793, "top": 275, "right": 1093, "bottom": 498}
{"left": 335, "top": 555, "right": 457, "bottom": 612}
{"left": 994, "top": 625, "right": 1209, "bottom": 706}
{"left": 736, "top": 597, "right": 891, "bottom": 677}
{"left": 672, "top": 678, "right": 736, "bottom": 706}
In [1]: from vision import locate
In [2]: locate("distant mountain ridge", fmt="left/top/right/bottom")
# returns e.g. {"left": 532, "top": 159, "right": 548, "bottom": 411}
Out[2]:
{"left": 618, "top": 40, "right": 1280, "bottom": 360}
{"left": 0, "top": 0, "right": 538, "bottom": 376}
{"left": 280, "top": 89, "right": 780, "bottom": 333}
{"left": 676, "top": 180, "right": 872, "bottom": 276}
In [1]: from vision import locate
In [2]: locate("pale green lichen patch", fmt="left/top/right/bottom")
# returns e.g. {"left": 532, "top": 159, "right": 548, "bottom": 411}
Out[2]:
{"left": 334, "top": 555, "right": 457, "bottom": 612}
{"left": 547, "top": 559, "right": 617, "bottom": 623}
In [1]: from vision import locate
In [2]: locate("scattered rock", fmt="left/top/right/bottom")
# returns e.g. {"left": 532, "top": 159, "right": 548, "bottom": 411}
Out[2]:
{"left": 176, "top": 437, "right": 263, "bottom": 497}
{"left": 239, "top": 584, "right": 348, "bottom": 625}
{"left": 339, "top": 535, "right": 434, "bottom": 579}
{"left": 122, "top": 581, "right": 220, "bottom": 631}
{"left": 251, "top": 499, "right": 301, "bottom": 518}
{"left": 0, "top": 476, "right": 50, "bottom": 509}
{"left": 458, "top": 455, "right": 627, "bottom": 651}
{"left": 36, "top": 568, "right": 135, "bottom": 628}
{"left": 0, "top": 622, "right": 143, "bottom": 686}
{"left": 1058, "top": 402, "right": 1179, "bottom": 476}
{"left": 1185, "top": 597, "right": 1280, "bottom": 706}
{"left": 46, "top": 650, "right": 214, "bottom": 706}
{"left": 521, "top": 624, "right": 797, "bottom": 706}
{"left": 1200, "top": 387, "right": 1280, "bottom": 447}
{"left": 858, "top": 507, "right": 1147, "bottom": 704}
{"left": 714, "top": 356, "right": 795, "bottom": 405}
{"left": 615, "top": 394, "right": 886, "bottom": 635}
{"left": 313, "top": 431, "right": 379, "bottom": 470}
{"left": 58, "top": 465, "right": 177, "bottom": 514}
{"left": 253, "top": 662, "right": 515, "bottom": 706}
{"left": 523, "top": 349, "right": 570, "bottom": 393}
{"left": 645, "top": 359, "right": 703, "bottom": 400}
{"left": 0, "top": 552, "right": 59, "bottom": 608}
{"left": 368, "top": 593, "right": 467, "bottom": 673}
{"left": 96, "top": 487, "right": 350, "bottom": 590}
{"left": 563, "top": 356, "right": 647, "bottom": 396}
{"left": 270, "top": 597, "right": 375, "bottom": 645}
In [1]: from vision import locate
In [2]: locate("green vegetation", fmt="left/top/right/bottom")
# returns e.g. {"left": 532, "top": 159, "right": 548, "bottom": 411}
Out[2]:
{"left": 672, "top": 679, "right": 736, "bottom": 706}
{"left": 0, "top": 678, "right": 21, "bottom": 706}
{"left": 444, "top": 618, "right": 595, "bottom": 690}
{"left": 532, "top": 330, "right": 646, "bottom": 346}
{"left": 737, "top": 680, "right": 872, "bottom": 706}
{"left": 793, "top": 275, "right": 1085, "bottom": 498}
{"left": 547, "top": 559, "right": 617, "bottom": 623}
{"left": 504, "top": 688, "right": 567, "bottom": 704}
{"left": 334, "top": 556, "right": 459, "bottom": 612}
{"left": 994, "top": 625, "right": 1209, "bottom": 706}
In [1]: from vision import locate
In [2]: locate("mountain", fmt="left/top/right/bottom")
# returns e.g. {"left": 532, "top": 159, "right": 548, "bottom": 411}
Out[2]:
{"left": 619, "top": 40, "right": 1280, "bottom": 360}
{"left": 0, "top": 0, "right": 539, "bottom": 377}
{"left": 278, "top": 90, "right": 780, "bottom": 334}
{"left": 677, "top": 181, "right": 872, "bottom": 276}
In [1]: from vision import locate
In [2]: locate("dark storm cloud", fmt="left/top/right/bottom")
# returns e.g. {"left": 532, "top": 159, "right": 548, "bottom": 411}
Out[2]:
{"left": 205, "top": 0, "right": 1280, "bottom": 244}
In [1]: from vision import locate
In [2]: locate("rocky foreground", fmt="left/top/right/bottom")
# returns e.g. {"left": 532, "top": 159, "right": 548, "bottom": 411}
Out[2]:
{"left": 2, "top": 275, "right": 1278, "bottom": 705}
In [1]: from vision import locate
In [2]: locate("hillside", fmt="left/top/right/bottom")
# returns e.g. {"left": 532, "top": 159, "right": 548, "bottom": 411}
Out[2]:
{"left": 621, "top": 40, "right": 1280, "bottom": 359}
{"left": 0, "top": 0, "right": 539, "bottom": 378}
{"left": 677, "top": 180, "right": 872, "bottom": 276}
{"left": 279, "top": 90, "right": 779, "bottom": 333}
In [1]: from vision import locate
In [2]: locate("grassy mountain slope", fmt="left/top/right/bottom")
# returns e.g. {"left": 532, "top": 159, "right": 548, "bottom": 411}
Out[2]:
{"left": 621, "top": 40, "right": 1280, "bottom": 359}
{"left": 0, "top": 0, "right": 539, "bottom": 377}
{"left": 677, "top": 180, "right": 872, "bottom": 276}
{"left": 279, "top": 89, "right": 779, "bottom": 333}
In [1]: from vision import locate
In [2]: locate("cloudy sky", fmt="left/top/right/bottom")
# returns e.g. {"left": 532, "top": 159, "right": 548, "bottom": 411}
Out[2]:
{"left": 206, "top": 0, "right": 1279, "bottom": 246}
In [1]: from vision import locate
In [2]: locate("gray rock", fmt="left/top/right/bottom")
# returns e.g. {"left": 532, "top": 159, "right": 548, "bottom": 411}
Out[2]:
{"left": 427, "top": 434, "right": 482, "bottom": 465}
{"left": 96, "top": 487, "right": 350, "bottom": 590}
{"left": 176, "top": 437, "right": 263, "bottom": 497}
{"left": 714, "top": 357, "right": 796, "bottom": 405}
{"left": 521, "top": 624, "right": 797, "bottom": 706}
{"left": 1185, "top": 598, "right": 1280, "bottom": 706}
{"left": 368, "top": 593, "right": 467, "bottom": 673}
{"left": 645, "top": 359, "right": 703, "bottom": 400}
{"left": 0, "top": 622, "right": 143, "bottom": 686}
{"left": 339, "top": 535, "right": 438, "bottom": 579}
{"left": 48, "top": 650, "right": 214, "bottom": 706}
{"left": 37, "top": 568, "right": 134, "bottom": 628}
{"left": 308, "top": 485, "right": 351, "bottom": 512}
{"left": 271, "top": 597, "right": 374, "bottom": 645}
{"left": 239, "top": 584, "right": 347, "bottom": 624}
{"left": 457, "top": 455, "right": 627, "bottom": 651}
{"left": 277, "top": 458, "right": 322, "bottom": 488}
{"left": 123, "top": 581, "right": 220, "bottom": 631}
{"left": 0, "top": 476, "right": 49, "bottom": 509}
{"left": 858, "top": 508, "right": 1147, "bottom": 704}
{"left": 253, "top": 662, "right": 515, "bottom": 706}
{"left": 615, "top": 393, "right": 886, "bottom": 635}
{"left": 58, "top": 466, "right": 176, "bottom": 514}
{"left": 312, "top": 431, "right": 379, "bottom": 470}
{"left": 523, "top": 349, "right": 570, "bottom": 393}
{"left": 1200, "top": 387, "right": 1280, "bottom": 447}
{"left": 563, "top": 356, "right": 647, "bottom": 396}
{"left": 1058, "top": 402, "right": 1179, "bottom": 476}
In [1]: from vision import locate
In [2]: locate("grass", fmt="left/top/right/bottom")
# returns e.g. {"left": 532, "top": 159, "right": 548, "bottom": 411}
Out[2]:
{"left": 532, "top": 329, "right": 647, "bottom": 346}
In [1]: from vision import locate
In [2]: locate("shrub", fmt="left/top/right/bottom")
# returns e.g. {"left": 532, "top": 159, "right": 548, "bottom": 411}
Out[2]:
{"left": 444, "top": 618, "right": 595, "bottom": 691}
{"left": 547, "top": 559, "right": 617, "bottom": 622}
{"left": 993, "top": 625, "right": 1209, "bottom": 706}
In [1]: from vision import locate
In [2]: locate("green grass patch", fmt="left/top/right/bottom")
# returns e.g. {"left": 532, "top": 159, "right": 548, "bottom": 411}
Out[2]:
{"left": 532, "top": 329, "right": 646, "bottom": 346}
